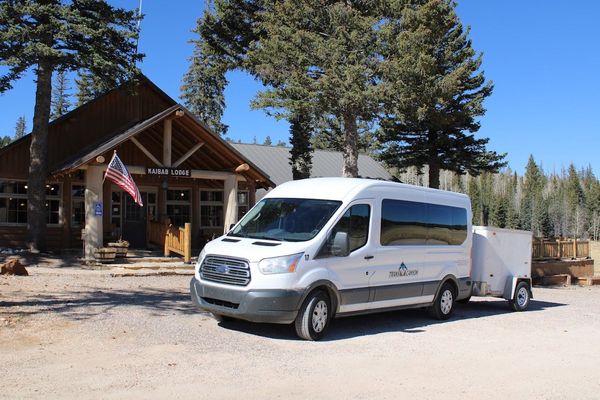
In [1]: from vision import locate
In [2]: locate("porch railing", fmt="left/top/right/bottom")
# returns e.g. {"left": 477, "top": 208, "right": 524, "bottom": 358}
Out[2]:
{"left": 532, "top": 239, "right": 590, "bottom": 260}
{"left": 148, "top": 221, "right": 192, "bottom": 263}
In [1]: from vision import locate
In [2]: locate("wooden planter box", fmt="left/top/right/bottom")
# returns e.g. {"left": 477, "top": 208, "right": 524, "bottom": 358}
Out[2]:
{"left": 108, "top": 242, "right": 129, "bottom": 258}
{"left": 94, "top": 248, "right": 116, "bottom": 263}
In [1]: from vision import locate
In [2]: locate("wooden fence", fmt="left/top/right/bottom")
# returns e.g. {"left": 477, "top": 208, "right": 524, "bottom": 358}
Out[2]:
{"left": 148, "top": 221, "right": 192, "bottom": 263}
{"left": 532, "top": 239, "right": 590, "bottom": 260}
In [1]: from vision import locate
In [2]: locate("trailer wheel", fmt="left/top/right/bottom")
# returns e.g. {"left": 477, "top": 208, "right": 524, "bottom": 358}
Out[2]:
{"left": 428, "top": 282, "right": 456, "bottom": 320}
{"left": 295, "top": 290, "right": 331, "bottom": 341}
{"left": 509, "top": 281, "right": 530, "bottom": 311}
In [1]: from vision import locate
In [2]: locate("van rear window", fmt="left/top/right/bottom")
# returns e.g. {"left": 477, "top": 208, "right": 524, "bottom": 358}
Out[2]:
{"left": 380, "top": 199, "right": 467, "bottom": 246}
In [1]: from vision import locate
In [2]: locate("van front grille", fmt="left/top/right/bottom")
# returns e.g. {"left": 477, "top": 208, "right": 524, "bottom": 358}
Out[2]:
{"left": 200, "top": 256, "right": 251, "bottom": 286}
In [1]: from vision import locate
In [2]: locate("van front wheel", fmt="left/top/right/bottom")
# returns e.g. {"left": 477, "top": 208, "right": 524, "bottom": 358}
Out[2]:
{"left": 295, "top": 290, "right": 331, "bottom": 341}
{"left": 428, "top": 282, "right": 456, "bottom": 320}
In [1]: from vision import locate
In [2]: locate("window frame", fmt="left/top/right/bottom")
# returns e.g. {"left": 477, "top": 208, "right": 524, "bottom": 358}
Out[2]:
{"left": 316, "top": 202, "right": 371, "bottom": 259}
{"left": 0, "top": 180, "right": 62, "bottom": 226}
{"left": 166, "top": 188, "right": 192, "bottom": 227}
{"left": 379, "top": 198, "right": 468, "bottom": 247}
{"left": 200, "top": 189, "right": 224, "bottom": 228}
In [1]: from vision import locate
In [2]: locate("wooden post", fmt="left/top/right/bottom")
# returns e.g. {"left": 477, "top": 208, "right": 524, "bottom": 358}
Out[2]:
{"left": 163, "top": 119, "right": 172, "bottom": 167}
{"left": 184, "top": 222, "right": 192, "bottom": 263}
{"left": 573, "top": 238, "right": 577, "bottom": 259}
{"left": 164, "top": 223, "right": 170, "bottom": 257}
{"left": 557, "top": 239, "right": 561, "bottom": 259}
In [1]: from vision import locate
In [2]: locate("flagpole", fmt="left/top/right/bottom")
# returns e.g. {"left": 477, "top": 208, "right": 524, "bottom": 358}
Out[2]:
{"left": 103, "top": 150, "right": 117, "bottom": 183}
{"left": 135, "top": 0, "right": 143, "bottom": 60}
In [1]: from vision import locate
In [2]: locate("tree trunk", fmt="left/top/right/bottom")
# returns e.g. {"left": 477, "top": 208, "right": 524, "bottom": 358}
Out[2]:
{"left": 289, "top": 112, "right": 313, "bottom": 180}
{"left": 428, "top": 130, "right": 440, "bottom": 188}
{"left": 342, "top": 112, "right": 359, "bottom": 178}
{"left": 27, "top": 61, "right": 53, "bottom": 252}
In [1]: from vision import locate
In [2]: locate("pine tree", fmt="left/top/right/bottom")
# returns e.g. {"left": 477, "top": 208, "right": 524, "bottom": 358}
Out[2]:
{"left": 520, "top": 156, "right": 545, "bottom": 236}
{"left": 51, "top": 69, "right": 71, "bottom": 119}
{"left": 378, "top": 0, "right": 505, "bottom": 188}
{"left": 565, "top": 164, "right": 585, "bottom": 237}
{"left": 289, "top": 112, "right": 313, "bottom": 180}
{"left": 263, "top": 136, "right": 272, "bottom": 146}
{"left": 14, "top": 116, "right": 26, "bottom": 139}
{"left": 75, "top": 69, "right": 115, "bottom": 106}
{"left": 181, "top": 17, "right": 228, "bottom": 135}
{"left": 0, "top": 0, "right": 142, "bottom": 251}
{"left": 0, "top": 135, "right": 11, "bottom": 148}
{"left": 468, "top": 175, "right": 482, "bottom": 225}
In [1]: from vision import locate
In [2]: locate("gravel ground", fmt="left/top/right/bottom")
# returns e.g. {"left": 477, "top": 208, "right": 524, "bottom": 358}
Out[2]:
{"left": 1, "top": 267, "right": 600, "bottom": 400}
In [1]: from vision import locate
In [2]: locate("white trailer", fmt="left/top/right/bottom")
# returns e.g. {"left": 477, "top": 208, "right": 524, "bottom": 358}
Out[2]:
{"left": 470, "top": 226, "right": 533, "bottom": 311}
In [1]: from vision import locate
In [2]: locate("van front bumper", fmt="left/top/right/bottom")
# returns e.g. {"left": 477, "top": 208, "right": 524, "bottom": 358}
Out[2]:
{"left": 190, "top": 277, "right": 303, "bottom": 324}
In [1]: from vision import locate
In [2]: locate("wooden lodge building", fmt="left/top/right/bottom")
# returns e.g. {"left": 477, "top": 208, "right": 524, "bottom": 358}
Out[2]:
{"left": 0, "top": 75, "right": 274, "bottom": 258}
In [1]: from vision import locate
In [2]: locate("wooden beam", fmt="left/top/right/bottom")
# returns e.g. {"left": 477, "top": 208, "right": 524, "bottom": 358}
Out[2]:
{"left": 235, "top": 163, "right": 250, "bottom": 173}
{"left": 130, "top": 137, "right": 163, "bottom": 167}
{"left": 172, "top": 142, "right": 205, "bottom": 168}
{"left": 166, "top": 109, "right": 185, "bottom": 120}
{"left": 163, "top": 119, "right": 172, "bottom": 167}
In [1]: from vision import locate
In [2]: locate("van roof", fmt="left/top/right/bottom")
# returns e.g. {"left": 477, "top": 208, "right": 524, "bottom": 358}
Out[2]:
{"left": 264, "top": 177, "right": 470, "bottom": 202}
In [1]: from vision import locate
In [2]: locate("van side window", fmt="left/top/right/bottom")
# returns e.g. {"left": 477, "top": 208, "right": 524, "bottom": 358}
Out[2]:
{"left": 381, "top": 199, "right": 467, "bottom": 246}
{"left": 317, "top": 204, "right": 370, "bottom": 257}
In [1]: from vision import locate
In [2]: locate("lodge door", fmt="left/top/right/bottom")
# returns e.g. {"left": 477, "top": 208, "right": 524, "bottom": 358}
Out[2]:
{"left": 122, "top": 192, "right": 148, "bottom": 248}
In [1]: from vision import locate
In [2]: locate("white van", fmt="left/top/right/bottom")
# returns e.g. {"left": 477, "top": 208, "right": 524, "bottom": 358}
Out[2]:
{"left": 191, "top": 177, "right": 473, "bottom": 340}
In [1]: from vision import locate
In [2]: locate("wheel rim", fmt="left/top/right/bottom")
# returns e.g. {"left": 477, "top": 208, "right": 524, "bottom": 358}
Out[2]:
{"left": 312, "top": 300, "right": 328, "bottom": 333}
{"left": 517, "top": 287, "right": 528, "bottom": 307}
{"left": 440, "top": 290, "right": 453, "bottom": 315}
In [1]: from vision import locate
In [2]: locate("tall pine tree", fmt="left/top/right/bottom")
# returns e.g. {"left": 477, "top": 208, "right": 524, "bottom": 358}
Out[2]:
{"left": 378, "top": 0, "right": 505, "bottom": 188}
{"left": 289, "top": 112, "right": 313, "bottom": 180}
{"left": 14, "top": 116, "right": 26, "bottom": 139}
{"left": 0, "top": 0, "right": 142, "bottom": 251}
{"left": 181, "top": 18, "right": 228, "bottom": 135}
{"left": 51, "top": 69, "right": 71, "bottom": 119}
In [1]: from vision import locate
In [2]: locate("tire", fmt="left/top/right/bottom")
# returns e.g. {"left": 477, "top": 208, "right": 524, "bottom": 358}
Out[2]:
{"left": 294, "top": 290, "right": 331, "bottom": 341}
{"left": 509, "top": 281, "right": 530, "bottom": 311}
{"left": 457, "top": 295, "right": 471, "bottom": 304}
{"left": 428, "top": 282, "right": 456, "bottom": 320}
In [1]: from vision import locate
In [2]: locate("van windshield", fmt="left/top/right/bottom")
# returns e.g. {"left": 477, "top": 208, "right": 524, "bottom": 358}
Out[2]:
{"left": 229, "top": 198, "right": 342, "bottom": 242}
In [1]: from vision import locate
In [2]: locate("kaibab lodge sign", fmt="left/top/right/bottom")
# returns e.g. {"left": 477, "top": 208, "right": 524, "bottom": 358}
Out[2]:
{"left": 146, "top": 167, "right": 191, "bottom": 177}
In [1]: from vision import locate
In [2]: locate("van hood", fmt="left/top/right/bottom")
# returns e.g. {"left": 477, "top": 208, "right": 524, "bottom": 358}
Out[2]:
{"left": 202, "top": 235, "right": 313, "bottom": 263}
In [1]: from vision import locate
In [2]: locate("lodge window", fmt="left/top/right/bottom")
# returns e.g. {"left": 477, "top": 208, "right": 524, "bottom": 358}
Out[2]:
{"left": 200, "top": 190, "right": 223, "bottom": 228}
{"left": 380, "top": 199, "right": 468, "bottom": 246}
{"left": 167, "top": 189, "right": 191, "bottom": 227}
{"left": 72, "top": 184, "right": 85, "bottom": 226}
{"left": 238, "top": 191, "right": 249, "bottom": 220}
{"left": 0, "top": 181, "right": 61, "bottom": 225}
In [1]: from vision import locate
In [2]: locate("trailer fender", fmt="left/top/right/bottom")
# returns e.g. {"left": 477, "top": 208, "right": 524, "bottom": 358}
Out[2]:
{"left": 503, "top": 276, "right": 533, "bottom": 301}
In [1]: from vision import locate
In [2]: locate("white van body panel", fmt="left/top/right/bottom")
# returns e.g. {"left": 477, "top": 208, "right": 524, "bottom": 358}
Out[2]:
{"left": 191, "top": 177, "right": 473, "bottom": 323}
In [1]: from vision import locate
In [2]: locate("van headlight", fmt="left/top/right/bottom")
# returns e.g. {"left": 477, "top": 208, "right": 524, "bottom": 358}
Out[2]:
{"left": 258, "top": 253, "right": 303, "bottom": 274}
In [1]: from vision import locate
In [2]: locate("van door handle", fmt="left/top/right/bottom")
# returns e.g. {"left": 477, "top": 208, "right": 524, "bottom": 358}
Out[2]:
{"left": 364, "top": 255, "right": 374, "bottom": 260}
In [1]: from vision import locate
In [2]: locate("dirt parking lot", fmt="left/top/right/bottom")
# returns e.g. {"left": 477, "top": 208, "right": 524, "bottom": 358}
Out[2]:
{"left": 1, "top": 267, "right": 600, "bottom": 400}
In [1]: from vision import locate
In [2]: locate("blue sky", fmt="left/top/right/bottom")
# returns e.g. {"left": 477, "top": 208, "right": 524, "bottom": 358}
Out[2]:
{"left": 1, "top": 0, "right": 599, "bottom": 175}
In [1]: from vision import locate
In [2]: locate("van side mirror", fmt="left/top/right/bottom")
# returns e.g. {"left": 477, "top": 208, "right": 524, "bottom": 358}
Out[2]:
{"left": 332, "top": 231, "right": 349, "bottom": 257}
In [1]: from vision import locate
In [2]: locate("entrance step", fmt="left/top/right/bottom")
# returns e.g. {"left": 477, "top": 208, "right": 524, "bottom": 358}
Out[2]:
{"left": 574, "top": 276, "right": 600, "bottom": 286}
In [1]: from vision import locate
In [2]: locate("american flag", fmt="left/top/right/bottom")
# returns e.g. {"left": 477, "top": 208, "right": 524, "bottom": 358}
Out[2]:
{"left": 104, "top": 152, "right": 143, "bottom": 206}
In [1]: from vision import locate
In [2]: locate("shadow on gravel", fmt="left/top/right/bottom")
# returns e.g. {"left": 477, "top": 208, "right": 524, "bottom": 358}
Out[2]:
{"left": 0, "top": 288, "right": 197, "bottom": 320}
{"left": 216, "top": 298, "right": 566, "bottom": 341}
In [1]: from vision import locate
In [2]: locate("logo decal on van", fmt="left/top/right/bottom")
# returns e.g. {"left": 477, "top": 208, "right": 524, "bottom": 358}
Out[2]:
{"left": 389, "top": 262, "right": 418, "bottom": 278}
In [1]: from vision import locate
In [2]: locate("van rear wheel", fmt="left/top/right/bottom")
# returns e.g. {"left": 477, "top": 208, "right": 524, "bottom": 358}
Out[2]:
{"left": 428, "top": 282, "right": 456, "bottom": 320}
{"left": 295, "top": 290, "right": 331, "bottom": 341}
